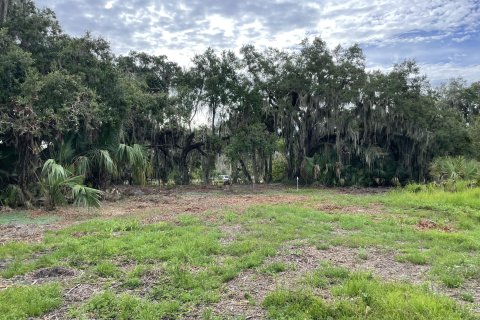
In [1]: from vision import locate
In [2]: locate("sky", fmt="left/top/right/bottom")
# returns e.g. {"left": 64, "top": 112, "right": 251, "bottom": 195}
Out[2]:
{"left": 35, "top": 0, "right": 480, "bottom": 85}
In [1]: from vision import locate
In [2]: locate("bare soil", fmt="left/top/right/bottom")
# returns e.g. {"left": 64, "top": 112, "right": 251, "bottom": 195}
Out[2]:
{"left": 0, "top": 185, "right": 308, "bottom": 244}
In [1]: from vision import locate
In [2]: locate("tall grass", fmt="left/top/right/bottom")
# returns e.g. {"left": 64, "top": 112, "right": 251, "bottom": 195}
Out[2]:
{"left": 387, "top": 184, "right": 480, "bottom": 211}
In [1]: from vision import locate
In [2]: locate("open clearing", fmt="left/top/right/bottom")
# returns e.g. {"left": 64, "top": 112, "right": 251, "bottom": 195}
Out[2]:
{"left": 1, "top": 186, "right": 479, "bottom": 319}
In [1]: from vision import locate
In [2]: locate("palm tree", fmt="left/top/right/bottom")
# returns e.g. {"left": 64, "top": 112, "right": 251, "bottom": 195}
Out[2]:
{"left": 40, "top": 159, "right": 102, "bottom": 210}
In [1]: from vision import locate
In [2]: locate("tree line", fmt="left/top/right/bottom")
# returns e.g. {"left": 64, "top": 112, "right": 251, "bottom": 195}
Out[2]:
{"left": 1, "top": 1, "right": 479, "bottom": 206}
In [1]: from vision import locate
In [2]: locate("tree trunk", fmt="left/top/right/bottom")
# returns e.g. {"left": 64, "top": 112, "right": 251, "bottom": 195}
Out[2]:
{"left": 0, "top": 0, "right": 8, "bottom": 23}
{"left": 265, "top": 155, "right": 273, "bottom": 183}
{"left": 178, "top": 154, "right": 190, "bottom": 185}
{"left": 239, "top": 158, "right": 252, "bottom": 182}
{"left": 252, "top": 151, "right": 258, "bottom": 183}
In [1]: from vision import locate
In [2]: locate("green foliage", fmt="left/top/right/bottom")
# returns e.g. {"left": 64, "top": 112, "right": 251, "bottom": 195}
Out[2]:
{"left": 116, "top": 143, "right": 151, "bottom": 185}
{"left": 429, "top": 156, "right": 480, "bottom": 183}
{"left": 305, "top": 262, "right": 350, "bottom": 288}
{"left": 394, "top": 183, "right": 480, "bottom": 208}
{"left": 396, "top": 252, "right": 429, "bottom": 265}
{"left": 95, "top": 261, "right": 120, "bottom": 277}
{"left": 2, "top": 0, "right": 480, "bottom": 195}
{"left": 0, "top": 283, "right": 62, "bottom": 319}
{"left": 0, "top": 184, "right": 26, "bottom": 207}
{"left": 271, "top": 154, "right": 288, "bottom": 182}
{"left": 333, "top": 275, "right": 474, "bottom": 319}
{"left": 40, "top": 159, "right": 102, "bottom": 209}
{"left": 93, "top": 149, "right": 117, "bottom": 177}
{"left": 263, "top": 290, "right": 332, "bottom": 319}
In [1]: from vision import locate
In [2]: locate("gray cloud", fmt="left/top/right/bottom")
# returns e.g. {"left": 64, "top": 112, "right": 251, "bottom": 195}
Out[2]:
{"left": 35, "top": 0, "right": 480, "bottom": 83}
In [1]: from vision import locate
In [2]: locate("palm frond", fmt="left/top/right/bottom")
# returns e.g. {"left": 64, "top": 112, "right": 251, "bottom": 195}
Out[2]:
{"left": 72, "top": 156, "right": 90, "bottom": 176}
{"left": 40, "top": 159, "right": 102, "bottom": 209}
{"left": 41, "top": 159, "right": 69, "bottom": 182}
{"left": 430, "top": 156, "right": 480, "bottom": 182}
{"left": 57, "top": 141, "right": 75, "bottom": 164}
{"left": 97, "top": 149, "right": 117, "bottom": 175}
{"left": 71, "top": 184, "right": 103, "bottom": 208}
{"left": 116, "top": 143, "right": 150, "bottom": 185}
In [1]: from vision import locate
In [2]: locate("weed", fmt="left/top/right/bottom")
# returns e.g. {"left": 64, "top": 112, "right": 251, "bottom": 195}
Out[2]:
{"left": 95, "top": 261, "right": 120, "bottom": 277}
{"left": 396, "top": 252, "right": 429, "bottom": 265}
{"left": 77, "top": 291, "right": 181, "bottom": 319}
{"left": 461, "top": 292, "right": 475, "bottom": 303}
{"left": 305, "top": 262, "right": 350, "bottom": 289}
{"left": 260, "top": 262, "right": 288, "bottom": 275}
{"left": 358, "top": 248, "right": 368, "bottom": 260}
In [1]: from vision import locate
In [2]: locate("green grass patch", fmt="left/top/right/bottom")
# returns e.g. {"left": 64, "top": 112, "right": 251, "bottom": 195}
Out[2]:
{"left": 395, "top": 251, "right": 429, "bottom": 265}
{"left": 72, "top": 291, "right": 181, "bottom": 320}
{"left": 95, "top": 261, "right": 120, "bottom": 277}
{"left": 260, "top": 262, "right": 289, "bottom": 275}
{"left": 305, "top": 262, "right": 351, "bottom": 289}
{"left": 265, "top": 274, "right": 476, "bottom": 319}
{"left": 0, "top": 283, "right": 62, "bottom": 319}
{"left": 358, "top": 248, "right": 368, "bottom": 260}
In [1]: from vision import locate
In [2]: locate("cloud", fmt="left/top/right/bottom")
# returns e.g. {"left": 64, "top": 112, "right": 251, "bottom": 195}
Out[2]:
{"left": 420, "top": 63, "right": 480, "bottom": 85}
{"left": 35, "top": 0, "right": 480, "bottom": 83}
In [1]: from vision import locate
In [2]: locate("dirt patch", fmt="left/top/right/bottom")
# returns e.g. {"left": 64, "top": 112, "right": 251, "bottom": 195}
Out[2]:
{"left": 0, "top": 187, "right": 308, "bottom": 244}
{"left": 209, "top": 269, "right": 270, "bottom": 319}
{"left": 314, "top": 203, "right": 386, "bottom": 215}
{"left": 0, "top": 265, "right": 80, "bottom": 289}
{"left": 64, "top": 282, "right": 103, "bottom": 303}
{"left": 40, "top": 282, "right": 105, "bottom": 320}
{"left": 256, "top": 244, "right": 430, "bottom": 286}
{"left": 219, "top": 224, "right": 245, "bottom": 245}
{"left": 140, "top": 193, "right": 309, "bottom": 225}
{"left": 0, "top": 224, "right": 60, "bottom": 245}
{"left": 33, "top": 267, "right": 75, "bottom": 279}
{"left": 416, "top": 219, "right": 454, "bottom": 232}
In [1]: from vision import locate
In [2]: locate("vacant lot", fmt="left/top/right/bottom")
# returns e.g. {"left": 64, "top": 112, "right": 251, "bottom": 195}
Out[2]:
{"left": 1, "top": 186, "right": 479, "bottom": 319}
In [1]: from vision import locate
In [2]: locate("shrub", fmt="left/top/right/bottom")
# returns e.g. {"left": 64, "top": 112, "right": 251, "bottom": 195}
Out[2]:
{"left": 1, "top": 184, "right": 26, "bottom": 207}
{"left": 40, "top": 159, "right": 102, "bottom": 209}
{"left": 430, "top": 156, "right": 480, "bottom": 183}
{"left": 272, "top": 153, "right": 288, "bottom": 182}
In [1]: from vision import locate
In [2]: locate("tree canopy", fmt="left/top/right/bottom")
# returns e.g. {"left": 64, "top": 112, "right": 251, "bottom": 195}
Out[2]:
{"left": 1, "top": 0, "right": 479, "bottom": 206}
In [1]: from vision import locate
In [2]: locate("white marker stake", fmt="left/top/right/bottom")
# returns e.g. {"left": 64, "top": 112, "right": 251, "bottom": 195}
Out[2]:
{"left": 296, "top": 176, "right": 299, "bottom": 191}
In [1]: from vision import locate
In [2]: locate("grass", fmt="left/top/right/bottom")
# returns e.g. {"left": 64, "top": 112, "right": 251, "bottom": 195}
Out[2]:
{"left": 0, "top": 283, "right": 62, "bottom": 319}
{"left": 304, "top": 262, "right": 350, "bottom": 288}
{"left": 0, "top": 186, "right": 479, "bottom": 318}
{"left": 357, "top": 248, "right": 368, "bottom": 260}
{"left": 70, "top": 291, "right": 181, "bottom": 320}
{"left": 260, "top": 262, "right": 289, "bottom": 275}
{"left": 0, "top": 211, "right": 59, "bottom": 225}
{"left": 395, "top": 251, "right": 429, "bottom": 265}
{"left": 265, "top": 269, "right": 476, "bottom": 320}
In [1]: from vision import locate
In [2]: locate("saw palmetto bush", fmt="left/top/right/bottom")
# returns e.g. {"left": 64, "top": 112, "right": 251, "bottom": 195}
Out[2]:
{"left": 429, "top": 156, "right": 480, "bottom": 183}
{"left": 116, "top": 144, "right": 151, "bottom": 185}
{"left": 40, "top": 159, "right": 102, "bottom": 210}
{"left": 69, "top": 148, "right": 117, "bottom": 189}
